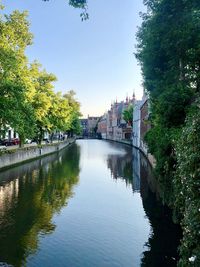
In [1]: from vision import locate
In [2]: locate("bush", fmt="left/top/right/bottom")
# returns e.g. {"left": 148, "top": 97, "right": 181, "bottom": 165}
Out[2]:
{"left": 174, "top": 99, "right": 200, "bottom": 266}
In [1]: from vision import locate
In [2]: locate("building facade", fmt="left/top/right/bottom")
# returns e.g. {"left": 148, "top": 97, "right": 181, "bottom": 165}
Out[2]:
{"left": 140, "top": 98, "right": 151, "bottom": 154}
{"left": 97, "top": 114, "right": 107, "bottom": 139}
{"left": 80, "top": 119, "right": 88, "bottom": 137}
{"left": 105, "top": 96, "right": 135, "bottom": 142}
{"left": 80, "top": 116, "right": 99, "bottom": 138}
{"left": 132, "top": 100, "right": 143, "bottom": 148}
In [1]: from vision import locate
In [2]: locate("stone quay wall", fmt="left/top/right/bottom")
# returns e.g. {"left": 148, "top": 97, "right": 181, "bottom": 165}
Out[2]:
{"left": 103, "top": 138, "right": 133, "bottom": 146}
{"left": 103, "top": 137, "right": 156, "bottom": 167}
{"left": 0, "top": 138, "right": 75, "bottom": 170}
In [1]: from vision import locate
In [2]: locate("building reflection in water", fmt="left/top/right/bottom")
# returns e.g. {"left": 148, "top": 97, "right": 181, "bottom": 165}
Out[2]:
{"left": 107, "top": 145, "right": 182, "bottom": 267}
{"left": 0, "top": 179, "right": 19, "bottom": 217}
{"left": 107, "top": 145, "right": 140, "bottom": 192}
{"left": 0, "top": 144, "right": 80, "bottom": 267}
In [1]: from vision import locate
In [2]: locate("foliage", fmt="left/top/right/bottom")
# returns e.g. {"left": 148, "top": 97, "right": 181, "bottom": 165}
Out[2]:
{"left": 123, "top": 104, "right": 133, "bottom": 127}
{"left": 173, "top": 99, "right": 200, "bottom": 266}
{"left": 63, "top": 90, "right": 82, "bottom": 136}
{"left": 136, "top": 0, "right": 200, "bottom": 264}
{"left": 49, "top": 92, "right": 71, "bottom": 132}
{"left": 28, "top": 63, "right": 57, "bottom": 143}
{"left": 136, "top": 0, "right": 200, "bottom": 202}
{"left": 43, "top": 0, "right": 88, "bottom": 20}
{"left": 42, "top": 0, "right": 87, "bottom": 8}
{"left": 0, "top": 8, "right": 81, "bottom": 145}
{"left": 0, "top": 10, "right": 35, "bottom": 144}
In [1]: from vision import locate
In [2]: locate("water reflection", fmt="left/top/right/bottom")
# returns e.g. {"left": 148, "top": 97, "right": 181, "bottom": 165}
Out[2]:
{"left": 107, "top": 145, "right": 133, "bottom": 184}
{"left": 140, "top": 153, "right": 182, "bottom": 267}
{"left": 107, "top": 145, "right": 140, "bottom": 192}
{"left": 106, "top": 144, "right": 182, "bottom": 267}
{"left": 0, "top": 140, "right": 181, "bottom": 267}
{"left": 0, "top": 144, "right": 80, "bottom": 267}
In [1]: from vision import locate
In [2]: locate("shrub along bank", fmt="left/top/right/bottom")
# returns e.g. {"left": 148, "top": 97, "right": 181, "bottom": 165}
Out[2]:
{"left": 136, "top": 0, "right": 200, "bottom": 266}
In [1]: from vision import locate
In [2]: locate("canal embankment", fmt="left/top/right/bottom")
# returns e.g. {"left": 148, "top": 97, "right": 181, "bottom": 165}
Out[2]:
{"left": 0, "top": 138, "right": 75, "bottom": 170}
{"left": 104, "top": 138, "right": 132, "bottom": 146}
{"left": 102, "top": 137, "right": 156, "bottom": 167}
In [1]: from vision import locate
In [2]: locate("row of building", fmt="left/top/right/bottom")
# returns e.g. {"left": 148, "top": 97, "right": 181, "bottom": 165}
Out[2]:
{"left": 97, "top": 95, "right": 134, "bottom": 141}
{"left": 80, "top": 93, "right": 154, "bottom": 165}
{"left": 80, "top": 95, "right": 135, "bottom": 140}
{"left": 132, "top": 96, "right": 155, "bottom": 166}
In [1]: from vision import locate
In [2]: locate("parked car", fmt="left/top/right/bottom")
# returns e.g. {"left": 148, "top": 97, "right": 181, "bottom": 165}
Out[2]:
{"left": 1, "top": 138, "right": 20, "bottom": 146}
{"left": 12, "top": 138, "right": 20, "bottom": 145}
{"left": 31, "top": 138, "right": 38, "bottom": 144}
{"left": 25, "top": 139, "right": 32, "bottom": 144}
{"left": 1, "top": 139, "right": 12, "bottom": 146}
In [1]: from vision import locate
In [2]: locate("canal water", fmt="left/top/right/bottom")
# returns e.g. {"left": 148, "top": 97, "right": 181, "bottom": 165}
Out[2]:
{"left": 0, "top": 140, "right": 181, "bottom": 267}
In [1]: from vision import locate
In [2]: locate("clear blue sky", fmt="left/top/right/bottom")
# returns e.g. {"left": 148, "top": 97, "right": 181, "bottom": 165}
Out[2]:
{"left": 4, "top": 0, "right": 145, "bottom": 117}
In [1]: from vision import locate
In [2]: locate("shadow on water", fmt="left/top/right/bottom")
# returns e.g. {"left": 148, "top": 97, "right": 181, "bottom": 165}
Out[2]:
{"left": 106, "top": 144, "right": 182, "bottom": 267}
{"left": 140, "top": 153, "right": 182, "bottom": 267}
{"left": 0, "top": 143, "right": 80, "bottom": 267}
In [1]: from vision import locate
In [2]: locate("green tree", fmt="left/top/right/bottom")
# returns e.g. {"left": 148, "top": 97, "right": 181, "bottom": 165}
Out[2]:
{"left": 0, "top": 6, "right": 82, "bottom": 145}
{"left": 63, "top": 90, "right": 82, "bottom": 136}
{"left": 28, "top": 63, "right": 57, "bottom": 143}
{"left": 0, "top": 9, "right": 35, "bottom": 145}
{"left": 136, "top": 0, "right": 200, "bottom": 203}
{"left": 136, "top": 0, "right": 200, "bottom": 265}
{"left": 43, "top": 0, "right": 88, "bottom": 20}
{"left": 43, "top": 0, "right": 87, "bottom": 8}
{"left": 48, "top": 92, "right": 72, "bottom": 135}
{"left": 173, "top": 99, "right": 200, "bottom": 267}
{"left": 123, "top": 104, "right": 133, "bottom": 127}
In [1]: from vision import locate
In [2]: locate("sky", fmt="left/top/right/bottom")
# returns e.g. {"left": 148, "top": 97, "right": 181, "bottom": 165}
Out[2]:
{"left": 3, "top": 0, "right": 146, "bottom": 117}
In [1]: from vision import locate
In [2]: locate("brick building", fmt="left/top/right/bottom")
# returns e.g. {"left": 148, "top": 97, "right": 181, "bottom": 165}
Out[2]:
{"left": 97, "top": 114, "right": 107, "bottom": 139}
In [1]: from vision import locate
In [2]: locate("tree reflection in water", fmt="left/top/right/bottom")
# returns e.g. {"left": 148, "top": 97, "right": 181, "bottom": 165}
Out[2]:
{"left": 107, "top": 145, "right": 182, "bottom": 267}
{"left": 0, "top": 143, "right": 80, "bottom": 267}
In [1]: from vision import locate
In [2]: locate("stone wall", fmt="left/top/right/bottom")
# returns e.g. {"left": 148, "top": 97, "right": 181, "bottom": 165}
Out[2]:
{"left": 0, "top": 139, "right": 75, "bottom": 170}
{"left": 105, "top": 138, "right": 132, "bottom": 146}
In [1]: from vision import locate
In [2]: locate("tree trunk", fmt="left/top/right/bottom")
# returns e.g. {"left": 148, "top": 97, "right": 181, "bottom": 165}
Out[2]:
{"left": 179, "top": 58, "right": 184, "bottom": 81}
{"left": 38, "top": 126, "right": 43, "bottom": 145}
{"left": 19, "top": 134, "right": 25, "bottom": 148}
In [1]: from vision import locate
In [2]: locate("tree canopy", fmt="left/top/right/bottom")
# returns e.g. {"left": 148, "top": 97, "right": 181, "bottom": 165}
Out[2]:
{"left": 136, "top": 0, "right": 200, "bottom": 265}
{"left": 43, "top": 0, "right": 88, "bottom": 20}
{"left": 43, "top": 0, "right": 87, "bottom": 8}
{"left": 0, "top": 7, "right": 81, "bottom": 145}
{"left": 123, "top": 104, "right": 133, "bottom": 127}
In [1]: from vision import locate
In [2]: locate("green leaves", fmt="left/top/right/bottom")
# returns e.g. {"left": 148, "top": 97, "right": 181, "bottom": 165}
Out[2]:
{"left": 136, "top": 0, "right": 200, "bottom": 264}
{"left": 63, "top": 90, "right": 82, "bottom": 135}
{"left": 0, "top": 8, "right": 81, "bottom": 144}
{"left": 123, "top": 104, "right": 133, "bottom": 126}
{"left": 174, "top": 100, "right": 200, "bottom": 266}
{"left": 0, "top": 9, "right": 34, "bottom": 144}
{"left": 43, "top": 0, "right": 89, "bottom": 20}
{"left": 69, "top": 0, "right": 87, "bottom": 9}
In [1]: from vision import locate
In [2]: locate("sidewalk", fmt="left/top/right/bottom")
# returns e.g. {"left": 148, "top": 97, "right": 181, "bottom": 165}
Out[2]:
{"left": 0, "top": 140, "right": 66, "bottom": 151}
